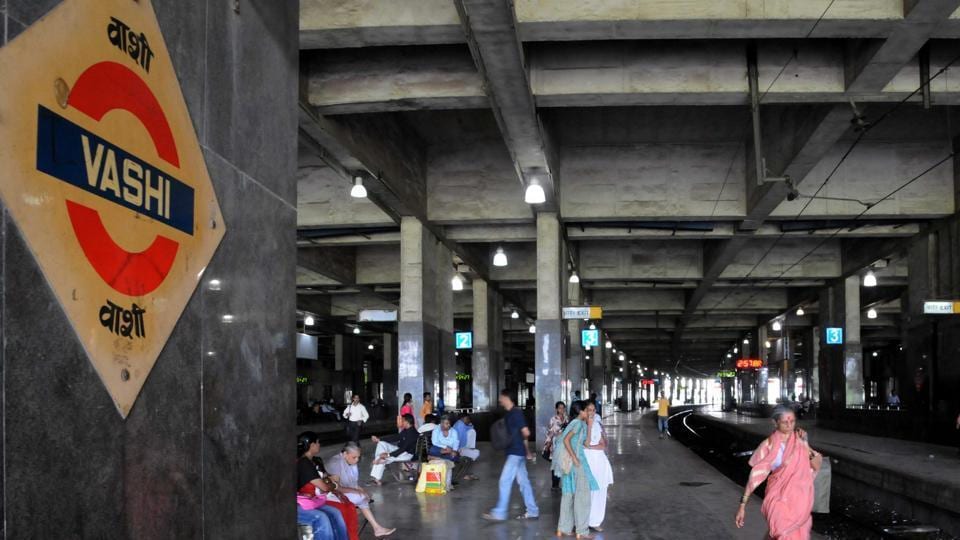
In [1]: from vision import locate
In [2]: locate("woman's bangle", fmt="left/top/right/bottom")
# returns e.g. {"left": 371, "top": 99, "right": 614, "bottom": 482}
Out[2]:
{"left": 740, "top": 494, "right": 750, "bottom": 504}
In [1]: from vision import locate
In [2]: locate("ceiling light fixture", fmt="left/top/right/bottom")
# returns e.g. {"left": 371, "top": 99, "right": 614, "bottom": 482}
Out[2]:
{"left": 451, "top": 274, "right": 464, "bottom": 291}
{"left": 304, "top": 315, "right": 314, "bottom": 326}
{"left": 569, "top": 271, "right": 580, "bottom": 284}
{"left": 867, "top": 308, "right": 878, "bottom": 319}
{"left": 605, "top": 340, "right": 612, "bottom": 349}
{"left": 353, "top": 326, "right": 361, "bottom": 335}
{"left": 524, "top": 178, "right": 546, "bottom": 204}
{"left": 765, "top": 340, "right": 772, "bottom": 349}
{"left": 511, "top": 309, "right": 520, "bottom": 319}
{"left": 368, "top": 344, "right": 374, "bottom": 350}
{"left": 772, "top": 320, "right": 782, "bottom": 332}
{"left": 529, "top": 324, "right": 537, "bottom": 334}
{"left": 350, "top": 176, "right": 367, "bottom": 198}
{"left": 743, "top": 338, "right": 750, "bottom": 345}
{"left": 589, "top": 323, "right": 596, "bottom": 330}
{"left": 796, "top": 306, "right": 805, "bottom": 316}
{"left": 863, "top": 270, "right": 877, "bottom": 287}
{"left": 493, "top": 247, "right": 508, "bottom": 267}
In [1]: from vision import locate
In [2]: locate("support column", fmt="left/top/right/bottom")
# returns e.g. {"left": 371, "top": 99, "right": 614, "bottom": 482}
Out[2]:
{"left": 757, "top": 326, "right": 768, "bottom": 403}
{"left": 437, "top": 243, "right": 456, "bottom": 410}
{"left": 535, "top": 213, "right": 564, "bottom": 444}
{"left": 398, "top": 217, "right": 446, "bottom": 415}
{"left": 383, "top": 333, "right": 398, "bottom": 415}
{"left": 566, "top": 280, "right": 583, "bottom": 403}
{"left": 472, "top": 279, "right": 500, "bottom": 411}
{"left": 818, "top": 275, "right": 864, "bottom": 412}
{"left": 589, "top": 340, "right": 604, "bottom": 402}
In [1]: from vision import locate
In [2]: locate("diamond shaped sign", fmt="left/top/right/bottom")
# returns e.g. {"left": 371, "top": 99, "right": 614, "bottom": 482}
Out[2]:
{"left": 0, "top": 0, "right": 226, "bottom": 417}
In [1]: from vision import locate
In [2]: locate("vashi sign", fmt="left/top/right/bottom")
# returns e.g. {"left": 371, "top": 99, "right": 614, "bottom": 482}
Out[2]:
{"left": 0, "top": 0, "right": 225, "bottom": 417}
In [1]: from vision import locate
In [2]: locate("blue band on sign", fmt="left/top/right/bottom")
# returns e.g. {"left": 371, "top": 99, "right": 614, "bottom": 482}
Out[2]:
{"left": 35, "top": 105, "right": 194, "bottom": 235}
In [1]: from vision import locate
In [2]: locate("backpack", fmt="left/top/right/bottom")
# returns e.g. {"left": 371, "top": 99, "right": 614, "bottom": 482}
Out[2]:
{"left": 490, "top": 418, "right": 511, "bottom": 451}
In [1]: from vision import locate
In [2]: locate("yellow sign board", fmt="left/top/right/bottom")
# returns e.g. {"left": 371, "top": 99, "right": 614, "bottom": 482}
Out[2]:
{"left": 0, "top": 0, "right": 225, "bottom": 417}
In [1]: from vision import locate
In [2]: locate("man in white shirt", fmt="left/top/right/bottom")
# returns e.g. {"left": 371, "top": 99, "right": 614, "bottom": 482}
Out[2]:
{"left": 343, "top": 394, "right": 369, "bottom": 443}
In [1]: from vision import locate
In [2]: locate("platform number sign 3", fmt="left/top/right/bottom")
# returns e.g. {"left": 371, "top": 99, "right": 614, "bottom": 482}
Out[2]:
{"left": 825, "top": 328, "right": 844, "bottom": 345}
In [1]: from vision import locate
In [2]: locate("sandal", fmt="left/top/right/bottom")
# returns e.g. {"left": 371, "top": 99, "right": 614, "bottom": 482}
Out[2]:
{"left": 374, "top": 528, "right": 396, "bottom": 538}
{"left": 515, "top": 513, "right": 539, "bottom": 520}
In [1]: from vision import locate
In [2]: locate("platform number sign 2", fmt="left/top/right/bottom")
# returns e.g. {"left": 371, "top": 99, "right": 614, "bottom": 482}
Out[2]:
{"left": 455, "top": 332, "right": 473, "bottom": 350}
{"left": 825, "top": 328, "right": 844, "bottom": 345}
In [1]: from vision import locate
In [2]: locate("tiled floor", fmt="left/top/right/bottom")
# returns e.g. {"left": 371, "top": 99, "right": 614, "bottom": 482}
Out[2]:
{"left": 311, "top": 411, "right": 774, "bottom": 539}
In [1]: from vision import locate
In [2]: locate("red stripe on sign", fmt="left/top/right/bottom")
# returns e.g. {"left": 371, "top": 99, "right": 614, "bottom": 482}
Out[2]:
{"left": 66, "top": 200, "right": 179, "bottom": 296}
{"left": 67, "top": 61, "right": 180, "bottom": 168}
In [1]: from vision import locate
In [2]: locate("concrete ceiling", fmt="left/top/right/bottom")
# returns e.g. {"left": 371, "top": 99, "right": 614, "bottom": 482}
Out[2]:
{"left": 295, "top": 0, "right": 960, "bottom": 372}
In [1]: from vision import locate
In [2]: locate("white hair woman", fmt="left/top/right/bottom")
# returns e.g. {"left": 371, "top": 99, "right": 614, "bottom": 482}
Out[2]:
{"left": 734, "top": 405, "right": 823, "bottom": 539}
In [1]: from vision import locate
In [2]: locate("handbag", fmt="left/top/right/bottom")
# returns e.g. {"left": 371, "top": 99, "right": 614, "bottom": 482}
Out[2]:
{"left": 415, "top": 461, "right": 447, "bottom": 495}
{"left": 297, "top": 494, "right": 327, "bottom": 510}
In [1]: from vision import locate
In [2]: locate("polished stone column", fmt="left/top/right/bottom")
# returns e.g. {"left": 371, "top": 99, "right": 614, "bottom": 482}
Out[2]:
{"left": 588, "top": 341, "right": 604, "bottom": 401}
{"left": 437, "top": 243, "right": 456, "bottom": 410}
{"left": 398, "top": 217, "right": 446, "bottom": 414}
{"left": 535, "top": 213, "right": 564, "bottom": 444}
{"left": 757, "top": 325, "right": 768, "bottom": 403}
{"left": 842, "top": 275, "right": 865, "bottom": 407}
{"left": 472, "top": 279, "right": 501, "bottom": 411}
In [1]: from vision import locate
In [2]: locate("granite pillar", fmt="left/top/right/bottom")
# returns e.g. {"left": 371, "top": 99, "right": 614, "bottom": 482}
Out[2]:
{"left": 589, "top": 342, "right": 604, "bottom": 401}
{"left": 757, "top": 326, "right": 769, "bottom": 403}
{"left": 0, "top": 1, "right": 298, "bottom": 537}
{"left": 819, "top": 275, "right": 865, "bottom": 412}
{"left": 437, "top": 243, "right": 455, "bottom": 410}
{"left": 535, "top": 213, "right": 563, "bottom": 444}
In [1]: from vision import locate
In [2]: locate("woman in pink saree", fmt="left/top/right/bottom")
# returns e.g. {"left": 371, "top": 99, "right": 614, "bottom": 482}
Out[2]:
{"left": 735, "top": 406, "right": 823, "bottom": 539}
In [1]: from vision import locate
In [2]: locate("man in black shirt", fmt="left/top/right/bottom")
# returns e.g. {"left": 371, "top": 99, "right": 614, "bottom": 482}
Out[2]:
{"left": 367, "top": 413, "right": 418, "bottom": 485}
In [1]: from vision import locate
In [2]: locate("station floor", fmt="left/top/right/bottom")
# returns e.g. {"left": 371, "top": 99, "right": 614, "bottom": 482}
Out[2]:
{"left": 313, "top": 411, "right": 789, "bottom": 540}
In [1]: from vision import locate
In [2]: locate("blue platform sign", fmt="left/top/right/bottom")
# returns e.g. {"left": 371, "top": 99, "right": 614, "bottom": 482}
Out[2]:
{"left": 455, "top": 331, "right": 473, "bottom": 350}
{"left": 581, "top": 329, "right": 599, "bottom": 348}
{"left": 825, "top": 327, "right": 843, "bottom": 345}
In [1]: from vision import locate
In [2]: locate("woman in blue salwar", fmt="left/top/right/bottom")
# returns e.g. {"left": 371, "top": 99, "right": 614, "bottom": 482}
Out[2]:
{"left": 552, "top": 400, "right": 599, "bottom": 539}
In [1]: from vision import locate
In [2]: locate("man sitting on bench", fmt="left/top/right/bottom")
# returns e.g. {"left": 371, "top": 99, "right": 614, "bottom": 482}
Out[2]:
{"left": 367, "top": 414, "right": 418, "bottom": 486}
{"left": 452, "top": 413, "right": 480, "bottom": 481}
{"left": 427, "top": 415, "right": 460, "bottom": 491}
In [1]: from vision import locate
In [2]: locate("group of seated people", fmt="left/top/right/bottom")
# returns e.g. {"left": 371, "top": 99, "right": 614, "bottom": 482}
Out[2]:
{"left": 296, "top": 412, "right": 481, "bottom": 539}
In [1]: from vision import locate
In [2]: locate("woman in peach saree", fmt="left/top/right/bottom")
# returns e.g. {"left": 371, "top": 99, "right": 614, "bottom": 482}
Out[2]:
{"left": 735, "top": 406, "right": 823, "bottom": 539}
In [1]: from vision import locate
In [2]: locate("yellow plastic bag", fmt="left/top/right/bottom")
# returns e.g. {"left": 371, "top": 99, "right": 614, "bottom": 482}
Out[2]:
{"left": 415, "top": 462, "right": 447, "bottom": 495}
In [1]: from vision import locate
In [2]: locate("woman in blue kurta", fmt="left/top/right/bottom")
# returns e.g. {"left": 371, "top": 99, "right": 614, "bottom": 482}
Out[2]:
{"left": 552, "top": 400, "right": 599, "bottom": 538}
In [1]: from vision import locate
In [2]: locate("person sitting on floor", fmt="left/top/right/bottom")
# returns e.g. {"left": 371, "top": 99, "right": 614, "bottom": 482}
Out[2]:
{"left": 418, "top": 414, "right": 439, "bottom": 434}
{"left": 453, "top": 413, "right": 480, "bottom": 480}
{"left": 296, "top": 431, "right": 360, "bottom": 540}
{"left": 368, "top": 413, "right": 419, "bottom": 486}
{"left": 325, "top": 442, "right": 396, "bottom": 538}
{"left": 428, "top": 414, "right": 460, "bottom": 490}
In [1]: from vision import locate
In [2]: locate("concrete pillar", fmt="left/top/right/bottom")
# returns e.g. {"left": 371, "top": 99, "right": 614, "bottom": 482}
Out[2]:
{"left": 535, "top": 213, "right": 564, "bottom": 444}
{"left": 437, "top": 243, "right": 456, "bottom": 410}
{"left": 843, "top": 275, "right": 865, "bottom": 407}
{"left": 398, "top": 217, "right": 447, "bottom": 414}
{"left": 566, "top": 280, "right": 584, "bottom": 403}
{"left": 472, "top": 279, "right": 500, "bottom": 411}
{"left": 757, "top": 326, "right": 768, "bottom": 403}
{"left": 383, "top": 333, "right": 398, "bottom": 414}
{"left": 589, "top": 341, "right": 604, "bottom": 401}
{"left": 818, "top": 275, "right": 865, "bottom": 412}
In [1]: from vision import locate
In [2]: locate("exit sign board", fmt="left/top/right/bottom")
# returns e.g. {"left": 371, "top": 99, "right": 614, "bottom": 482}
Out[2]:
{"left": 562, "top": 306, "right": 603, "bottom": 320}
{"left": 923, "top": 301, "right": 960, "bottom": 314}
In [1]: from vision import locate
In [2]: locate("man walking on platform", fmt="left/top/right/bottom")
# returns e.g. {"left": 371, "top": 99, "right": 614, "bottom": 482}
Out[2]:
{"left": 657, "top": 392, "right": 671, "bottom": 439}
{"left": 343, "top": 394, "right": 369, "bottom": 443}
{"left": 483, "top": 390, "right": 539, "bottom": 522}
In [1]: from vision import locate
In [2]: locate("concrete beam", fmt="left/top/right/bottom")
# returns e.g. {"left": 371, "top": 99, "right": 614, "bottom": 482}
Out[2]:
{"left": 298, "top": 246, "right": 357, "bottom": 285}
{"left": 300, "top": 0, "right": 464, "bottom": 49}
{"left": 455, "top": 0, "right": 558, "bottom": 209}
{"left": 845, "top": 0, "right": 960, "bottom": 93}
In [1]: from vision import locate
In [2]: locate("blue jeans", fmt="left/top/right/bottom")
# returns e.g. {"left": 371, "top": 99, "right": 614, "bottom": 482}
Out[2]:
{"left": 490, "top": 454, "right": 539, "bottom": 519}
{"left": 658, "top": 416, "right": 669, "bottom": 433}
{"left": 297, "top": 504, "right": 348, "bottom": 540}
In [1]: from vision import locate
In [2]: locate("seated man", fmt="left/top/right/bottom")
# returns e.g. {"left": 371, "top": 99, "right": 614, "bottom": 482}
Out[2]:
{"left": 452, "top": 413, "right": 480, "bottom": 481}
{"left": 367, "top": 414, "right": 418, "bottom": 486}
{"left": 325, "top": 442, "right": 396, "bottom": 538}
{"left": 427, "top": 415, "right": 460, "bottom": 490}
